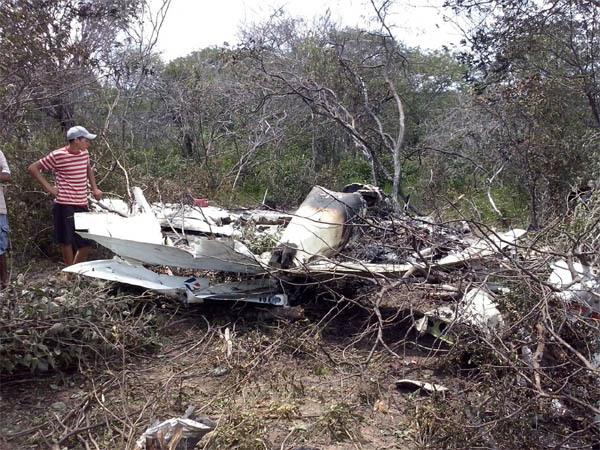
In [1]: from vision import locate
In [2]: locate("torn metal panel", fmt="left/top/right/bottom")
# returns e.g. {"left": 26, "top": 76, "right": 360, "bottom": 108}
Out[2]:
{"left": 303, "top": 229, "right": 526, "bottom": 274}
{"left": 548, "top": 259, "right": 600, "bottom": 317}
{"left": 156, "top": 204, "right": 238, "bottom": 225}
{"left": 76, "top": 188, "right": 260, "bottom": 272}
{"left": 270, "top": 186, "right": 367, "bottom": 269}
{"left": 76, "top": 187, "right": 164, "bottom": 244}
{"left": 242, "top": 210, "right": 293, "bottom": 225}
{"left": 65, "top": 259, "right": 286, "bottom": 305}
{"left": 434, "top": 228, "right": 526, "bottom": 266}
{"left": 396, "top": 379, "right": 449, "bottom": 394}
{"left": 91, "top": 197, "right": 130, "bottom": 216}
{"left": 162, "top": 217, "right": 235, "bottom": 236}
{"left": 63, "top": 259, "right": 188, "bottom": 295}
{"left": 184, "top": 277, "right": 287, "bottom": 306}
{"left": 415, "top": 313, "right": 455, "bottom": 344}
{"left": 74, "top": 213, "right": 164, "bottom": 245}
{"left": 153, "top": 204, "right": 237, "bottom": 236}
{"left": 132, "top": 186, "right": 154, "bottom": 215}
{"left": 152, "top": 205, "right": 292, "bottom": 236}
{"left": 459, "top": 287, "right": 504, "bottom": 329}
{"left": 304, "top": 260, "right": 415, "bottom": 274}
{"left": 76, "top": 233, "right": 264, "bottom": 273}
{"left": 418, "top": 287, "right": 504, "bottom": 334}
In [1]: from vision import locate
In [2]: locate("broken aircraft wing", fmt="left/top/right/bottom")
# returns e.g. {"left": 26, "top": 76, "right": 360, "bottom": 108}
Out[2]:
{"left": 75, "top": 233, "right": 264, "bottom": 273}
{"left": 65, "top": 258, "right": 287, "bottom": 305}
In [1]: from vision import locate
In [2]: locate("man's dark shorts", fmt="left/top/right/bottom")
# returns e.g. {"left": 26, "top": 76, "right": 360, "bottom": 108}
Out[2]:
{"left": 52, "top": 203, "right": 93, "bottom": 249}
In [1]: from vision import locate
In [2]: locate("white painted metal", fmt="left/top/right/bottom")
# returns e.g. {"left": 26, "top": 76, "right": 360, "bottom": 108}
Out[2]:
{"left": 418, "top": 287, "right": 504, "bottom": 333}
{"left": 77, "top": 232, "right": 264, "bottom": 273}
{"left": 153, "top": 204, "right": 237, "bottom": 236}
{"left": 304, "top": 228, "right": 526, "bottom": 274}
{"left": 132, "top": 186, "right": 154, "bottom": 215}
{"left": 63, "top": 259, "right": 188, "bottom": 295}
{"left": 435, "top": 228, "right": 526, "bottom": 266}
{"left": 396, "top": 379, "right": 449, "bottom": 393}
{"left": 74, "top": 212, "right": 164, "bottom": 245}
{"left": 184, "top": 277, "right": 287, "bottom": 306}
{"left": 272, "top": 186, "right": 366, "bottom": 267}
{"left": 548, "top": 259, "right": 600, "bottom": 315}
{"left": 459, "top": 287, "right": 504, "bottom": 329}
{"left": 65, "top": 258, "right": 287, "bottom": 305}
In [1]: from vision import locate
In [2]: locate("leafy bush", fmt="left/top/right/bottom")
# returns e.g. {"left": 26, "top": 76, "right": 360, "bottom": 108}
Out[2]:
{"left": 0, "top": 280, "right": 161, "bottom": 374}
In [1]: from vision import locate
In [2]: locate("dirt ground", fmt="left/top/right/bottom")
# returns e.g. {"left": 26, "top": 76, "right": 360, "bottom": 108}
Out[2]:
{"left": 3, "top": 258, "right": 597, "bottom": 450}
{"left": 0, "top": 262, "right": 457, "bottom": 450}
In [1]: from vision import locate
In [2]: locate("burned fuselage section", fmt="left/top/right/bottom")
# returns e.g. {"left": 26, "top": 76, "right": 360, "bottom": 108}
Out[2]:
{"left": 269, "top": 186, "right": 368, "bottom": 269}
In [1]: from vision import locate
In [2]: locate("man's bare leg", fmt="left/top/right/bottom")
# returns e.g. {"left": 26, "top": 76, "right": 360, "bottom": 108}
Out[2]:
{"left": 73, "top": 246, "right": 91, "bottom": 265}
{"left": 60, "top": 244, "right": 74, "bottom": 266}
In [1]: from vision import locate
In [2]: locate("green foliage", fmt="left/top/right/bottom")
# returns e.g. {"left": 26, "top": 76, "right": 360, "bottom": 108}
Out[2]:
{"left": 2, "top": 138, "right": 64, "bottom": 262}
{"left": 337, "top": 156, "right": 373, "bottom": 185}
{"left": 459, "top": 184, "right": 529, "bottom": 226}
{"left": 0, "top": 0, "right": 143, "bottom": 131}
{"left": 205, "top": 406, "right": 266, "bottom": 450}
{"left": 402, "top": 48, "right": 467, "bottom": 146}
{"left": 240, "top": 146, "right": 314, "bottom": 206}
{"left": 130, "top": 146, "right": 189, "bottom": 179}
{"left": 240, "top": 223, "right": 281, "bottom": 255}
{"left": 438, "top": 0, "right": 600, "bottom": 224}
{"left": 0, "top": 282, "right": 161, "bottom": 374}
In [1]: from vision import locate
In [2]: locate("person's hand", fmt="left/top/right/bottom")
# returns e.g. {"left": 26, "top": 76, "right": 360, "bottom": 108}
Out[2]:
{"left": 48, "top": 186, "right": 58, "bottom": 197}
{"left": 92, "top": 188, "right": 103, "bottom": 200}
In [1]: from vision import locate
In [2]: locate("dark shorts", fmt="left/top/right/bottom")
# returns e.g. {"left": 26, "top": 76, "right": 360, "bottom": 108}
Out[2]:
{"left": 52, "top": 203, "right": 93, "bottom": 249}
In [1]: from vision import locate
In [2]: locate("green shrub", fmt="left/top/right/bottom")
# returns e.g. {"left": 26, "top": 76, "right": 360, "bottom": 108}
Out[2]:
{"left": 0, "top": 282, "right": 161, "bottom": 374}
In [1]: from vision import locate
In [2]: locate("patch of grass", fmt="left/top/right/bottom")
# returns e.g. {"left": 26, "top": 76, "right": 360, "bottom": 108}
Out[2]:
{"left": 205, "top": 404, "right": 268, "bottom": 450}
{"left": 316, "top": 402, "right": 363, "bottom": 443}
{"left": 313, "top": 365, "right": 331, "bottom": 376}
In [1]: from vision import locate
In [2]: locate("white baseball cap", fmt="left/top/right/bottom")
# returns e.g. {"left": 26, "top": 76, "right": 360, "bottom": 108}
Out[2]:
{"left": 67, "top": 125, "right": 97, "bottom": 140}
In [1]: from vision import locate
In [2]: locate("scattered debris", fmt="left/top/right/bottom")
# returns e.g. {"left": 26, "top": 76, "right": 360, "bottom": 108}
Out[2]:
{"left": 396, "top": 379, "right": 449, "bottom": 395}
{"left": 64, "top": 258, "right": 189, "bottom": 296}
{"left": 69, "top": 185, "right": 526, "bottom": 319}
{"left": 415, "top": 287, "right": 504, "bottom": 339}
{"left": 64, "top": 258, "right": 287, "bottom": 305}
{"left": 7, "top": 182, "right": 600, "bottom": 450}
{"left": 459, "top": 287, "right": 504, "bottom": 330}
{"left": 211, "top": 366, "right": 229, "bottom": 377}
{"left": 135, "top": 406, "right": 215, "bottom": 450}
{"left": 547, "top": 259, "right": 600, "bottom": 318}
{"left": 551, "top": 399, "right": 568, "bottom": 417}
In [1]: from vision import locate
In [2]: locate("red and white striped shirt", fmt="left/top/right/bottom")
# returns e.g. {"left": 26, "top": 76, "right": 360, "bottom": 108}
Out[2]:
{"left": 39, "top": 147, "right": 90, "bottom": 206}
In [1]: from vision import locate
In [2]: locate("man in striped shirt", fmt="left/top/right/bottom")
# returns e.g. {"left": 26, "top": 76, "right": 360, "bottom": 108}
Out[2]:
{"left": 28, "top": 126, "right": 103, "bottom": 266}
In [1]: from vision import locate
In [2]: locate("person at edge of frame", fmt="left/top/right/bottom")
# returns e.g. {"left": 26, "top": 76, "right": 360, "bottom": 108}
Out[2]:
{"left": 0, "top": 149, "right": 11, "bottom": 288}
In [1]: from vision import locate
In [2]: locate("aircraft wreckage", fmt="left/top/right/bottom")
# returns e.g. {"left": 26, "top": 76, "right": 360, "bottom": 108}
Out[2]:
{"left": 63, "top": 184, "right": 536, "bottom": 313}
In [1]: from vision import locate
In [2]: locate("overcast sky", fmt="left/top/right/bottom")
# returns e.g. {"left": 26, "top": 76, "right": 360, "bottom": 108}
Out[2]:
{"left": 151, "top": 0, "right": 463, "bottom": 61}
